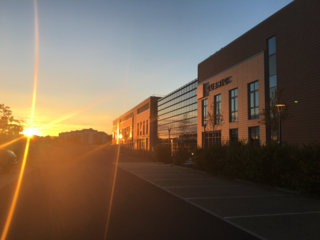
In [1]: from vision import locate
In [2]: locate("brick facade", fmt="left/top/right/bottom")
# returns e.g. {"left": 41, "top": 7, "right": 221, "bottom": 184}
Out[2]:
{"left": 198, "top": 0, "right": 320, "bottom": 145}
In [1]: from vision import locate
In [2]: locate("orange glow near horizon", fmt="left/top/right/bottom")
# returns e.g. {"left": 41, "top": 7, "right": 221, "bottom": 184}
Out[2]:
{"left": 21, "top": 128, "right": 39, "bottom": 137}
{"left": 0, "top": 136, "right": 25, "bottom": 149}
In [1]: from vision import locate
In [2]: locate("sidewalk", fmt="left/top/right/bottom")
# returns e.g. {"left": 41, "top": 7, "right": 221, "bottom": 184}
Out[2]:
{"left": 116, "top": 154, "right": 320, "bottom": 240}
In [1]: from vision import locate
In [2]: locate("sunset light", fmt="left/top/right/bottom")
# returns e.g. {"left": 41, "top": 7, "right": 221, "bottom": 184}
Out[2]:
{"left": 22, "top": 128, "right": 39, "bottom": 137}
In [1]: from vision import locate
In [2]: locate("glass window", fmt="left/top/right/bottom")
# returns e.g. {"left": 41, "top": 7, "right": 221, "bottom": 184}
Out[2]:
{"left": 202, "top": 98, "right": 207, "bottom": 126}
{"left": 249, "top": 127, "right": 260, "bottom": 145}
{"left": 268, "top": 36, "right": 276, "bottom": 55}
{"left": 143, "top": 121, "right": 145, "bottom": 135}
{"left": 215, "top": 94, "right": 222, "bottom": 124}
{"left": 270, "top": 75, "right": 277, "bottom": 88}
{"left": 230, "top": 89, "right": 238, "bottom": 122}
{"left": 230, "top": 129, "right": 238, "bottom": 142}
{"left": 204, "top": 130, "right": 221, "bottom": 147}
{"left": 140, "top": 122, "right": 142, "bottom": 135}
{"left": 137, "top": 123, "right": 139, "bottom": 136}
{"left": 249, "top": 81, "right": 259, "bottom": 119}
{"left": 204, "top": 82, "right": 209, "bottom": 97}
{"left": 269, "top": 55, "right": 277, "bottom": 76}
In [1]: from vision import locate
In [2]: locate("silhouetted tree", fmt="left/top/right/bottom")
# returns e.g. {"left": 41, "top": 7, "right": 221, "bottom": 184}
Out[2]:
{"left": 259, "top": 88, "right": 289, "bottom": 141}
{"left": 0, "top": 104, "right": 23, "bottom": 136}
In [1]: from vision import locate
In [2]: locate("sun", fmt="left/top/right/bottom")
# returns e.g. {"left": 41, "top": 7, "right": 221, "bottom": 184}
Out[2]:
{"left": 22, "top": 128, "right": 39, "bottom": 137}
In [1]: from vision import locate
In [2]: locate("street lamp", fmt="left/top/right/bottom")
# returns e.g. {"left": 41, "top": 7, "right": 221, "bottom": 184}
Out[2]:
{"left": 119, "top": 134, "right": 123, "bottom": 144}
{"left": 275, "top": 104, "right": 285, "bottom": 146}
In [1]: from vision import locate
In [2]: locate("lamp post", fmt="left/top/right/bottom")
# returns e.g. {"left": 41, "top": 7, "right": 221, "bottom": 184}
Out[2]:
{"left": 275, "top": 104, "right": 285, "bottom": 146}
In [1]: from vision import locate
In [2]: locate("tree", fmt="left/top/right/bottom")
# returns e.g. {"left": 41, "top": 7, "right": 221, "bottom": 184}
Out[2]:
{"left": 259, "top": 88, "right": 289, "bottom": 141}
{"left": 204, "top": 101, "right": 224, "bottom": 146}
{"left": 178, "top": 113, "right": 190, "bottom": 139}
{"left": 206, "top": 101, "right": 224, "bottom": 132}
{"left": 0, "top": 104, "right": 23, "bottom": 136}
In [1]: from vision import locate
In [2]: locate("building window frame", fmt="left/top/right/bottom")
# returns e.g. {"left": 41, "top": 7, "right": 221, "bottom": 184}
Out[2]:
{"left": 230, "top": 129, "right": 238, "bottom": 142}
{"left": 137, "top": 123, "right": 139, "bottom": 136}
{"left": 140, "top": 122, "right": 142, "bottom": 135}
{"left": 248, "top": 81, "right": 259, "bottom": 120}
{"left": 146, "top": 120, "right": 148, "bottom": 135}
{"left": 249, "top": 126, "right": 260, "bottom": 145}
{"left": 202, "top": 98, "right": 208, "bottom": 126}
{"left": 230, "top": 88, "right": 238, "bottom": 122}
{"left": 214, "top": 94, "right": 222, "bottom": 125}
{"left": 143, "top": 121, "right": 145, "bottom": 135}
{"left": 204, "top": 130, "right": 221, "bottom": 147}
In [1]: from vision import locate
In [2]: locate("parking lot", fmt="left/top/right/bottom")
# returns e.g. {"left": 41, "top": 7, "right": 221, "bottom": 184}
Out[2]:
{"left": 117, "top": 159, "right": 320, "bottom": 240}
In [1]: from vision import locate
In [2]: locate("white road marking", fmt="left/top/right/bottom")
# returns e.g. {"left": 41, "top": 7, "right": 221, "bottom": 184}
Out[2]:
{"left": 164, "top": 185, "right": 240, "bottom": 189}
{"left": 225, "top": 211, "right": 320, "bottom": 219}
{"left": 139, "top": 173, "right": 206, "bottom": 176}
{"left": 186, "top": 195, "right": 285, "bottom": 200}
{"left": 151, "top": 178, "right": 212, "bottom": 181}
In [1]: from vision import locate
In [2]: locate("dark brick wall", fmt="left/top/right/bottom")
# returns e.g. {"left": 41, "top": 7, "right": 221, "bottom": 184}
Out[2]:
{"left": 198, "top": 0, "right": 320, "bottom": 144}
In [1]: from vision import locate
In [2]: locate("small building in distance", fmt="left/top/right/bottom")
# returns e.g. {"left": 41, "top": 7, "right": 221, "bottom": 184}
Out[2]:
{"left": 59, "top": 128, "right": 109, "bottom": 144}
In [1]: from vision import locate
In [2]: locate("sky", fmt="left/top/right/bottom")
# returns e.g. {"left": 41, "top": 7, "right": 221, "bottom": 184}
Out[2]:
{"left": 0, "top": 0, "right": 293, "bottom": 136}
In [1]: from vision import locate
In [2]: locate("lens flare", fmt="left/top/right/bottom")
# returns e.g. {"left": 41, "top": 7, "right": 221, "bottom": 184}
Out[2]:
{"left": 104, "top": 145, "right": 120, "bottom": 240}
{"left": 0, "top": 136, "right": 25, "bottom": 149}
{"left": 21, "top": 128, "right": 39, "bottom": 137}
{"left": 1, "top": 1, "right": 39, "bottom": 239}
{"left": 0, "top": 138, "right": 30, "bottom": 240}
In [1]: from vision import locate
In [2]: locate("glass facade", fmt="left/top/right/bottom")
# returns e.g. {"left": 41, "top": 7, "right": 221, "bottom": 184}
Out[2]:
{"left": 157, "top": 79, "right": 198, "bottom": 144}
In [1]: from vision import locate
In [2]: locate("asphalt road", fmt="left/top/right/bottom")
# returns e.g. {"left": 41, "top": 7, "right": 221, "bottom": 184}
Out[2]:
{"left": 0, "top": 143, "right": 258, "bottom": 240}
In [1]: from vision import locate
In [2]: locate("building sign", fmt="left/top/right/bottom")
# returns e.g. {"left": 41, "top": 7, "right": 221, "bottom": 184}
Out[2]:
{"left": 207, "top": 76, "right": 232, "bottom": 92}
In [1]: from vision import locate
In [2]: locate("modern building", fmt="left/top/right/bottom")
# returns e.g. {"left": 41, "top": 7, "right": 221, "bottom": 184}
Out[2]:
{"left": 197, "top": 0, "right": 320, "bottom": 146}
{"left": 59, "top": 128, "right": 109, "bottom": 144}
{"left": 112, "top": 96, "right": 160, "bottom": 150}
{"left": 157, "top": 79, "right": 198, "bottom": 152}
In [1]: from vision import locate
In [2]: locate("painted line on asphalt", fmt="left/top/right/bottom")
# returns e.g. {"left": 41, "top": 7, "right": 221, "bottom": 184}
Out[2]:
{"left": 164, "top": 185, "right": 240, "bottom": 189}
{"left": 186, "top": 195, "right": 285, "bottom": 200}
{"left": 140, "top": 174, "right": 206, "bottom": 176}
{"left": 116, "top": 164, "right": 267, "bottom": 240}
{"left": 225, "top": 211, "right": 320, "bottom": 219}
{"left": 151, "top": 178, "right": 214, "bottom": 181}
{"left": 148, "top": 178, "right": 212, "bottom": 181}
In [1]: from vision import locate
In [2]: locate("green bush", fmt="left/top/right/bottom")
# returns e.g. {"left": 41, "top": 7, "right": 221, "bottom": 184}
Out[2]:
{"left": 173, "top": 148, "right": 189, "bottom": 165}
{"left": 154, "top": 144, "right": 171, "bottom": 163}
{"left": 192, "top": 141, "right": 320, "bottom": 197}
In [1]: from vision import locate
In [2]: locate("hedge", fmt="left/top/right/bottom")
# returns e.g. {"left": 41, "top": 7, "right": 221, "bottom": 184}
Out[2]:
{"left": 192, "top": 141, "right": 320, "bottom": 197}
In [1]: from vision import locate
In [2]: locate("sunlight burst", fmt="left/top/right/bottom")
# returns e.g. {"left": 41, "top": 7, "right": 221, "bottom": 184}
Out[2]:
{"left": 21, "top": 128, "right": 39, "bottom": 137}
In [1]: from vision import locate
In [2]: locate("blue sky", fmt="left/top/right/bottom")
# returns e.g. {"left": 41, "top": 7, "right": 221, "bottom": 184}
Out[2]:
{"left": 0, "top": 0, "right": 293, "bottom": 136}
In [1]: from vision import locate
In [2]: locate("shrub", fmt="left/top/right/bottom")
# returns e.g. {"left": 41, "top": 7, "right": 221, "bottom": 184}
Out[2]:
{"left": 192, "top": 141, "right": 320, "bottom": 197}
{"left": 154, "top": 144, "right": 171, "bottom": 163}
{"left": 173, "top": 148, "right": 189, "bottom": 165}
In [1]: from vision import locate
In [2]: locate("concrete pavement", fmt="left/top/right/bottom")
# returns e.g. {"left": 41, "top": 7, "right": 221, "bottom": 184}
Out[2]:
{"left": 116, "top": 155, "right": 320, "bottom": 240}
